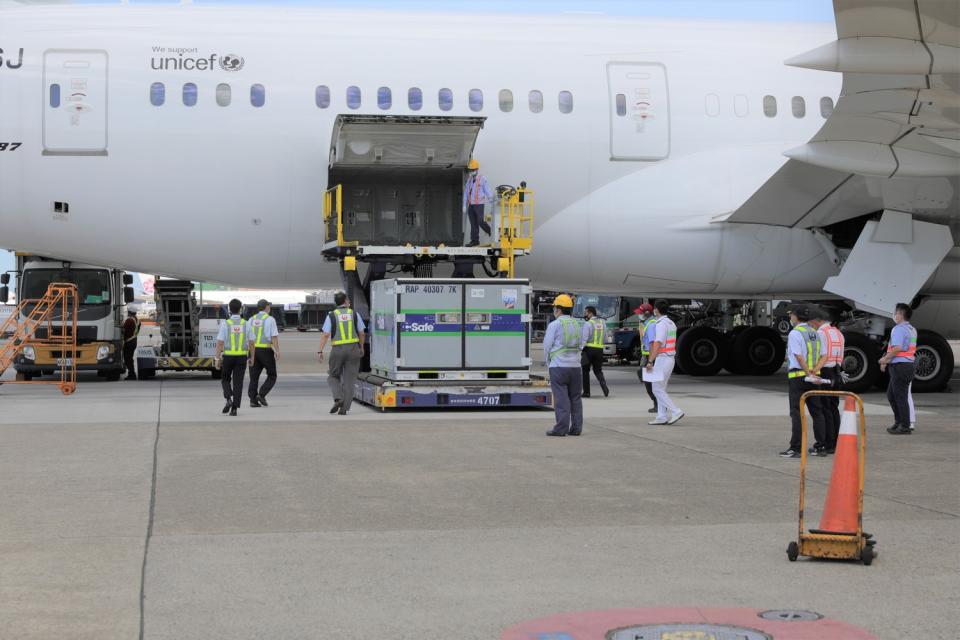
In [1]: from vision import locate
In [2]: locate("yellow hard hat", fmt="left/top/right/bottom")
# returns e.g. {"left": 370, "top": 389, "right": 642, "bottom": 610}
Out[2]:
{"left": 467, "top": 159, "right": 480, "bottom": 170}
{"left": 553, "top": 294, "right": 574, "bottom": 308}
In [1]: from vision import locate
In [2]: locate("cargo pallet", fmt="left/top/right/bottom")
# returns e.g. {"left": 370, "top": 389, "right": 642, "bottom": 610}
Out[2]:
{"left": 354, "top": 372, "right": 552, "bottom": 410}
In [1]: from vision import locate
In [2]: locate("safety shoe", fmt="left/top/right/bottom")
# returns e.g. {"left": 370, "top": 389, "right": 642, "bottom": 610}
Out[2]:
{"left": 545, "top": 429, "right": 567, "bottom": 437}
{"left": 250, "top": 398, "right": 261, "bottom": 408}
{"left": 568, "top": 430, "right": 582, "bottom": 436}
{"left": 808, "top": 446, "right": 828, "bottom": 457}
{"left": 648, "top": 418, "right": 668, "bottom": 425}
{"left": 465, "top": 241, "right": 480, "bottom": 247}
{"left": 824, "top": 446, "right": 836, "bottom": 455}
{"left": 779, "top": 448, "right": 801, "bottom": 458}
{"left": 648, "top": 407, "right": 657, "bottom": 413}
{"left": 222, "top": 401, "right": 232, "bottom": 415}
{"left": 582, "top": 393, "right": 591, "bottom": 398}
{"left": 338, "top": 409, "right": 348, "bottom": 416}
{"left": 667, "top": 411, "right": 685, "bottom": 425}
{"left": 229, "top": 408, "right": 238, "bottom": 417}
{"left": 887, "top": 424, "right": 912, "bottom": 435}
{"left": 257, "top": 395, "right": 269, "bottom": 407}
{"left": 602, "top": 385, "right": 609, "bottom": 397}
{"left": 125, "top": 375, "right": 137, "bottom": 381}
{"left": 330, "top": 401, "right": 342, "bottom": 415}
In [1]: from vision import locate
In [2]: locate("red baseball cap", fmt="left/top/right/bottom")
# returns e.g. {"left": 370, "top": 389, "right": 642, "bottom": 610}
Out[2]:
{"left": 633, "top": 303, "right": 653, "bottom": 315}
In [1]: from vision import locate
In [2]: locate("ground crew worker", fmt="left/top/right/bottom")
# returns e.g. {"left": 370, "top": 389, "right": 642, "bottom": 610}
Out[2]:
{"left": 544, "top": 294, "right": 586, "bottom": 436}
{"left": 634, "top": 303, "right": 658, "bottom": 413}
{"left": 779, "top": 304, "right": 827, "bottom": 458}
{"left": 813, "top": 307, "right": 844, "bottom": 453}
{"left": 215, "top": 298, "right": 248, "bottom": 417}
{"left": 880, "top": 302, "right": 916, "bottom": 435}
{"left": 122, "top": 308, "right": 140, "bottom": 381}
{"left": 462, "top": 158, "right": 493, "bottom": 247}
{"left": 581, "top": 305, "right": 609, "bottom": 398}
{"left": 247, "top": 299, "right": 279, "bottom": 408}
{"left": 318, "top": 291, "right": 366, "bottom": 416}
{"left": 644, "top": 299, "right": 684, "bottom": 425}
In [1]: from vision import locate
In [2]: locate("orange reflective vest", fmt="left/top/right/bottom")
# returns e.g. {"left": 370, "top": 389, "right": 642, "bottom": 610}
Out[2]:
{"left": 819, "top": 324, "right": 844, "bottom": 366}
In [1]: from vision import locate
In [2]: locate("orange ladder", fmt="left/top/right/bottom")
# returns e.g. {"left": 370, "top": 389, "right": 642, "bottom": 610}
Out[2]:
{"left": 0, "top": 283, "right": 79, "bottom": 395}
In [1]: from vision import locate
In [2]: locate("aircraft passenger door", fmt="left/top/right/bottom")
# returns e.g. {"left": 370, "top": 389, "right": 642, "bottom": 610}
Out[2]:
{"left": 607, "top": 62, "right": 669, "bottom": 160}
{"left": 42, "top": 49, "right": 108, "bottom": 156}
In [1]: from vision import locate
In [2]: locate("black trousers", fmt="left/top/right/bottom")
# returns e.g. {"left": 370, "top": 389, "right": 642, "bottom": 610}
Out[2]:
{"left": 122, "top": 341, "right": 137, "bottom": 377}
{"left": 467, "top": 203, "right": 490, "bottom": 243}
{"left": 636, "top": 367, "right": 658, "bottom": 409}
{"left": 819, "top": 366, "right": 841, "bottom": 449}
{"left": 789, "top": 374, "right": 826, "bottom": 450}
{"left": 581, "top": 347, "right": 607, "bottom": 396}
{"left": 221, "top": 355, "right": 247, "bottom": 409}
{"left": 887, "top": 362, "right": 915, "bottom": 427}
{"left": 248, "top": 347, "right": 277, "bottom": 399}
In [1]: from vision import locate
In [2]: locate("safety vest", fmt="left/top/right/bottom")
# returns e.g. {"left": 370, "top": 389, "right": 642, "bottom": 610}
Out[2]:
{"left": 888, "top": 323, "right": 917, "bottom": 361}
{"left": 252, "top": 311, "right": 272, "bottom": 348}
{"left": 549, "top": 317, "right": 581, "bottom": 358}
{"left": 640, "top": 317, "right": 656, "bottom": 356}
{"left": 585, "top": 317, "right": 605, "bottom": 348}
{"left": 469, "top": 174, "right": 484, "bottom": 205}
{"left": 124, "top": 317, "right": 141, "bottom": 344}
{"left": 331, "top": 308, "right": 360, "bottom": 345}
{"left": 787, "top": 323, "right": 817, "bottom": 378}
{"left": 224, "top": 318, "right": 248, "bottom": 356}
{"left": 819, "top": 324, "right": 844, "bottom": 366}
{"left": 654, "top": 316, "right": 677, "bottom": 355}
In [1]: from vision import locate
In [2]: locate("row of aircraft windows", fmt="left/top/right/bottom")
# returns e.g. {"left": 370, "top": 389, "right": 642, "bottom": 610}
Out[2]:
{"left": 144, "top": 82, "right": 834, "bottom": 120}
{"left": 147, "top": 82, "right": 574, "bottom": 113}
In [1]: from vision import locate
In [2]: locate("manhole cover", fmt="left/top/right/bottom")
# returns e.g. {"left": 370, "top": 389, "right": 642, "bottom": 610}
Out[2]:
{"left": 608, "top": 624, "right": 771, "bottom": 640}
{"left": 758, "top": 610, "right": 823, "bottom": 622}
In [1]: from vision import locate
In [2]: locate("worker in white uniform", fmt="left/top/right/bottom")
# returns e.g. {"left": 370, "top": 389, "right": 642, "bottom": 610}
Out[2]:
{"left": 644, "top": 299, "right": 684, "bottom": 425}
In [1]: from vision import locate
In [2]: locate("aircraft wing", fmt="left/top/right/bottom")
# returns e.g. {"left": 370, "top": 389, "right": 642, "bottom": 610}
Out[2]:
{"left": 727, "top": 0, "right": 959, "bottom": 230}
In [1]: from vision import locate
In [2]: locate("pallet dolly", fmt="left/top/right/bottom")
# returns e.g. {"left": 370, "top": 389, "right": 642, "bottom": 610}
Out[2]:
{"left": 787, "top": 390, "right": 876, "bottom": 565}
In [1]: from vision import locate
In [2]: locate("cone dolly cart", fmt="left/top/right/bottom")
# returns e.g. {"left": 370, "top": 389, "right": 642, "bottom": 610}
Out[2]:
{"left": 787, "top": 390, "right": 876, "bottom": 565}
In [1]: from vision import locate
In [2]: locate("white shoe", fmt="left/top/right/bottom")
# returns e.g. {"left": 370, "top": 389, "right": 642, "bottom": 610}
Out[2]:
{"left": 648, "top": 418, "right": 668, "bottom": 425}
{"left": 667, "top": 411, "right": 685, "bottom": 425}
{"left": 909, "top": 422, "right": 915, "bottom": 430}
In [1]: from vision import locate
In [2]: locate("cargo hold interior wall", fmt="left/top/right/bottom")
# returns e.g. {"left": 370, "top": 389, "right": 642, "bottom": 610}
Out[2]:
{"left": 326, "top": 115, "right": 486, "bottom": 248}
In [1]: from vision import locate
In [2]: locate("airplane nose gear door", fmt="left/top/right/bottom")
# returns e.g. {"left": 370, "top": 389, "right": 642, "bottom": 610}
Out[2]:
{"left": 42, "top": 50, "right": 108, "bottom": 156}
{"left": 607, "top": 62, "right": 669, "bottom": 161}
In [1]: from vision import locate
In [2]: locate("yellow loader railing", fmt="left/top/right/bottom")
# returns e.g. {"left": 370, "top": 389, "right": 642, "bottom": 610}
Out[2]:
{"left": 497, "top": 186, "right": 534, "bottom": 277}
{"left": 323, "top": 184, "right": 357, "bottom": 247}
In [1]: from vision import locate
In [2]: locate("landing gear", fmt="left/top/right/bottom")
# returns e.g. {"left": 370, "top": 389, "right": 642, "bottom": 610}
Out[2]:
{"left": 840, "top": 332, "right": 881, "bottom": 393}
{"left": 676, "top": 326, "right": 726, "bottom": 376}
{"left": 913, "top": 329, "right": 954, "bottom": 392}
{"left": 730, "top": 326, "right": 785, "bottom": 376}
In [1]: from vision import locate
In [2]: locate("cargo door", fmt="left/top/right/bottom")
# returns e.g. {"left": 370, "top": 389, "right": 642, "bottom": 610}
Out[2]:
{"left": 43, "top": 49, "right": 108, "bottom": 155}
{"left": 464, "top": 281, "right": 530, "bottom": 370}
{"left": 396, "top": 281, "right": 463, "bottom": 371}
{"left": 607, "top": 62, "right": 669, "bottom": 160}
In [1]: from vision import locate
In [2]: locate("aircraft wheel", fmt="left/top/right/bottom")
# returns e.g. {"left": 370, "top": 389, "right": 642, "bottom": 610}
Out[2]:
{"left": 912, "top": 330, "right": 953, "bottom": 392}
{"left": 840, "top": 332, "right": 881, "bottom": 393}
{"left": 676, "top": 326, "right": 726, "bottom": 376}
{"left": 732, "top": 326, "right": 785, "bottom": 376}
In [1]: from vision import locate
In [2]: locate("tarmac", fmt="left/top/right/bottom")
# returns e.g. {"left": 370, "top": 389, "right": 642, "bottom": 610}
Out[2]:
{"left": 0, "top": 332, "right": 957, "bottom": 639}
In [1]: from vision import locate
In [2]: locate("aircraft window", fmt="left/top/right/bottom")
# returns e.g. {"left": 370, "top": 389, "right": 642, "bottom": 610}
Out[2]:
{"left": 498, "top": 89, "right": 513, "bottom": 112}
{"left": 615, "top": 93, "right": 626, "bottom": 116}
{"left": 183, "top": 83, "right": 198, "bottom": 107}
{"left": 149, "top": 82, "right": 165, "bottom": 107}
{"left": 408, "top": 87, "right": 423, "bottom": 111}
{"left": 705, "top": 93, "right": 720, "bottom": 117}
{"left": 469, "top": 88, "right": 483, "bottom": 112}
{"left": 528, "top": 90, "right": 543, "bottom": 113}
{"left": 251, "top": 84, "right": 266, "bottom": 108}
{"left": 820, "top": 96, "right": 834, "bottom": 118}
{"left": 378, "top": 86, "right": 392, "bottom": 110}
{"left": 50, "top": 83, "right": 62, "bottom": 108}
{"left": 439, "top": 87, "right": 453, "bottom": 111}
{"left": 763, "top": 95, "right": 777, "bottom": 117}
{"left": 792, "top": 96, "right": 805, "bottom": 118}
{"left": 315, "top": 85, "right": 330, "bottom": 108}
{"left": 558, "top": 90, "right": 573, "bottom": 114}
{"left": 347, "top": 85, "right": 361, "bottom": 109}
{"left": 734, "top": 94, "right": 748, "bottom": 117}
{"left": 216, "top": 83, "right": 231, "bottom": 107}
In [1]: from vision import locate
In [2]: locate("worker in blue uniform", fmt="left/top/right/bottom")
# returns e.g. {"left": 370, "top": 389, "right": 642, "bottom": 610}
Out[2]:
{"left": 779, "top": 304, "right": 826, "bottom": 458}
{"left": 462, "top": 158, "right": 493, "bottom": 247}
{"left": 634, "top": 303, "right": 658, "bottom": 413}
{"left": 581, "top": 305, "right": 609, "bottom": 397}
{"left": 318, "top": 291, "right": 366, "bottom": 415}
{"left": 544, "top": 294, "right": 587, "bottom": 437}
{"left": 247, "top": 298, "right": 280, "bottom": 408}
{"left": 880, "top": 302, "right": 917, "bottom": 435}
{"left": 215, "top": 298, "right": 249, "bottom": 417}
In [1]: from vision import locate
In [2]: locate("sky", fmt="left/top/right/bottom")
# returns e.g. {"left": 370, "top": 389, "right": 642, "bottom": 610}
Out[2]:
{"left": 0, "top": 1, "right": 833, "bottom": 286}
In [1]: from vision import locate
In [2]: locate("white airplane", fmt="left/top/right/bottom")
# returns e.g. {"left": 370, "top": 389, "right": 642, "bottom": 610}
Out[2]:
{"left": 0, "top": 0, "right": 957, "bottom": 390}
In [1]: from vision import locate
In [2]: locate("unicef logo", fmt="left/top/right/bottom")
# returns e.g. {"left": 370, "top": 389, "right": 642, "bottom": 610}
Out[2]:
{"left": 219, "top": 54, "right": 244, "bottom": 72}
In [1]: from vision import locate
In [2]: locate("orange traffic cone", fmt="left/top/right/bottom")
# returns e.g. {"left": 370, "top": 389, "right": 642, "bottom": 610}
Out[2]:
{"left": 818, "top": 396, "right": 861, "bottom": 534}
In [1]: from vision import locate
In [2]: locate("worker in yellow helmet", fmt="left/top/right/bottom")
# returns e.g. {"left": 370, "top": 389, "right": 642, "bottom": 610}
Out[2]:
{"left": 544, "top": 294, "right": 588, "bottom": 437}
{"left": 462, "top": 158, "right": 493, "bottom": 247}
